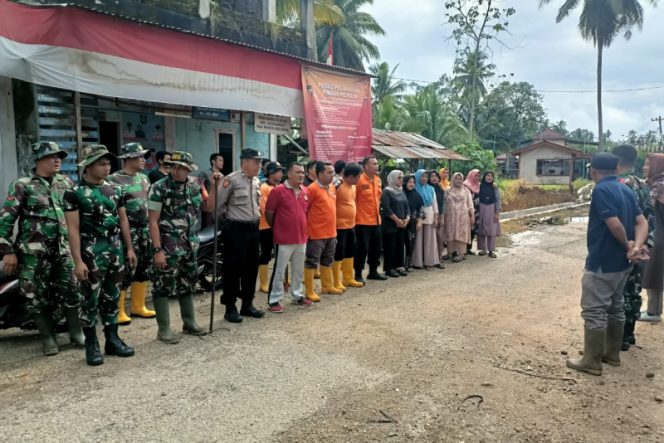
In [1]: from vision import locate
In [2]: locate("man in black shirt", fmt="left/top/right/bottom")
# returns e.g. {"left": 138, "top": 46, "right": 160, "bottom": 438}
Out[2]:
{"left": 148, "top": 151, "right": 171, "bottom": 184}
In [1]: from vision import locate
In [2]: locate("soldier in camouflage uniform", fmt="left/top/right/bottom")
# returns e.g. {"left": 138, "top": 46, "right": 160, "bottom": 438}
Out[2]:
{"left": 147, "top": 151, "right": 207, "bottom": 344}
{"left": 108, "top": 142, "right": 156, "bottom": 325}
{"left": 613, "top": 145, "right": 656, "bottom": 350}
{"left": 63, "top": 145, "right": 137, "bottom": 366}
{"left": 0, "top": 142, "right": 84, "bottom": 355}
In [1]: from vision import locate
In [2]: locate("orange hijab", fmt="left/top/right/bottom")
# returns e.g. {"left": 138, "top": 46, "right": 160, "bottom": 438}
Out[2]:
{"left": 439, "top": 168, "right": 451, "bottom": 190}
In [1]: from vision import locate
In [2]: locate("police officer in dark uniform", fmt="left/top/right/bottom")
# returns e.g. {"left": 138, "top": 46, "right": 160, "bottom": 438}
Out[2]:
{"left": 211, "top": 149, "right": 265, "bottom": 323}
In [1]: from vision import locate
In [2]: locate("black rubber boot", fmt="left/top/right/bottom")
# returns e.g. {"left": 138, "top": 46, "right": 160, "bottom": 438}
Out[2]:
{"left": 240, "top": 301, "right": 265, "bottom": 319}
{"left": 367, "top": 267, "right": 388, "bottom": 281}
{"left": 224, "top": 305, "right": 243, "bottom": 323}
{"left": 103, "top": 324, "right": 135, "bottom": 357}
{"left": 622, "top": 320, "right": 635, "bottom": 351}
{"left": 83, "top": 326, "right": 103, "bottom": 366}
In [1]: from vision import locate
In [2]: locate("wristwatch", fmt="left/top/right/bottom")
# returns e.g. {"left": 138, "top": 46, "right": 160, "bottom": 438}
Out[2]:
{"left": 153, "top": 247, "right": 162, "bottom": 253}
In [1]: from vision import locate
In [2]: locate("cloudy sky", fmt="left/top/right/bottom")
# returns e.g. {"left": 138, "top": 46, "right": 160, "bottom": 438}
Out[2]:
{"left": 365, "top": 0, "right": 664, "bottom": 139}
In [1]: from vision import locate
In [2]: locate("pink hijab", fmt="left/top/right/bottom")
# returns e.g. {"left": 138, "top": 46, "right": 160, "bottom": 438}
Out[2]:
{"left": 463, "top": 169, "right": 481, "bottom": 194}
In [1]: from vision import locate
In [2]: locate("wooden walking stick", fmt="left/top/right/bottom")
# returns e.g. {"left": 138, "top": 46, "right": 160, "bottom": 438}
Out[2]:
{"left": 209, "top": 176, "right": 220, "bottom": 333}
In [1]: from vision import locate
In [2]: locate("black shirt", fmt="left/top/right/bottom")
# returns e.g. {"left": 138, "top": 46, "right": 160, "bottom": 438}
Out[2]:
{"left": 148, "top": 168, "right": 167, "bottom": 184}
{"left": 380, "top": 190, "right": 410, "bottom": 233}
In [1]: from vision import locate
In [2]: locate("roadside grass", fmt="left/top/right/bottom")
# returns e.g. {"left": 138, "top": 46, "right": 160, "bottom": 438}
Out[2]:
{"left": 497, "top": 178, "right": 590, "bottom": 212}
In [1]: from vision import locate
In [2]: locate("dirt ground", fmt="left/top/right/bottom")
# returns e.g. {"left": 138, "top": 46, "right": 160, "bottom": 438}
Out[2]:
{"left": 1, "top": 214, "right": 663, "bottom": 443}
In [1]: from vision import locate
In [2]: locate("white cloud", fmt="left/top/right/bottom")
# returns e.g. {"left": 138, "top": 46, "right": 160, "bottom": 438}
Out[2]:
{"left": 364, "top": 0, "right": 664, "bottom": 139}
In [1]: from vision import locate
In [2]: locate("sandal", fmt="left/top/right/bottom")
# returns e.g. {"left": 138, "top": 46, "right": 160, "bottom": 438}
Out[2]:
{"left": 452, "top": 256, "right": 462, "bottom": 263}
{"left": 442, "top": 254, "right": 450, "bottom": 261}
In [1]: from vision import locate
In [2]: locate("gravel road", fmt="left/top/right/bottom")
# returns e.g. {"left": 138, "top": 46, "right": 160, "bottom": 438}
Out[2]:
{"left": 1, "top": 218, "right": 662, "bottom": 442}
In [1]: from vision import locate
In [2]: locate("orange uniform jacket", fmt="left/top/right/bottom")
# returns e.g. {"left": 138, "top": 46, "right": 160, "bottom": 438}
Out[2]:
{"left": 355, "top": 173, "right": 382, "bottom": 226}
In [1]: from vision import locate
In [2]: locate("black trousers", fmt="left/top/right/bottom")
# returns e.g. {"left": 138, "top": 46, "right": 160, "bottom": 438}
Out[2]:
{"left": 383, "top": 230, "right": 406, "bottom": 272}
{"left": 334, "top": 228, "right": 356, "bottom": 261}
{"left": 259, "top": 228, "right": 274, "bottom": 265}
{"left": 405, "top": 224, "right": 416, "bottom": 267}
{"left": 221, "top": 220, "right": 260, "bottom": 307}
{"left": 354, "top": 224, "right": 382, "bottom": 274}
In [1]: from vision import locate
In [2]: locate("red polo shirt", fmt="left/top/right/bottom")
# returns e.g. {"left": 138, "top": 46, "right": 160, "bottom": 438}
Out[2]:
{"left": 265, "top": 181, "right": 310, "bottom": 245}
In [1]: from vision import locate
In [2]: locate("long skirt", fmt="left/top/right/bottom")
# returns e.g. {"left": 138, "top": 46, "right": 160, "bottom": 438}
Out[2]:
{"left": 412, "top": 224, "right": 439, "bottom": 267}
{"left": 643, "top": 243, "right": 664, "bottom": 292}
{"left": 478, "top": 203, "right": 501, "bottom": 237}
{"left": 435, "top": 220, "right": 446, "bottom": 259}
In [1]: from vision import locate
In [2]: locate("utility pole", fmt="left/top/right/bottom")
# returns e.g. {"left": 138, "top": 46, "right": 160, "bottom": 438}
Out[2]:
{"left": 652, "top": 116, "right": 663, "bottom": 151}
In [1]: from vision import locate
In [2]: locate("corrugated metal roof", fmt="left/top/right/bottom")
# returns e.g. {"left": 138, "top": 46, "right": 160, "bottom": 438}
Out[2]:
{"left": 372, "top": 129, "right": 469, "bottom": 160}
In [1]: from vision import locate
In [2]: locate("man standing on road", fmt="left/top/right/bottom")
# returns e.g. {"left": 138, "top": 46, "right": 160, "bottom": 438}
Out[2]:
{"left": 304, "top": 162, "right": 342, "bottom": 301}
{"left": 334, "top": 163, "right": 364, "bottom": 289}
{"left": 264, "top": 163, "right": 312, "bottom": 313}
{"left": 612, "top": 145, "right": 655, "bottom": 350}
{"left": 567, "top": 153, "right": 649, "bottom": 376}
{"left": 109, "top": 143, "right": 156, "bottom": 325}
{"left": 0, "top": 142, "right": 84, "bottom": 355}
{"left": 211, "top": 148, "right": 265, "bottom": 323}
{"left": 354, "top": 156, "right": 387, "bottom": 282}
{"left": 64, "top": 145, "right": 136, "bottom": 366}
{"left": 147, "top": 151, "right": 208, "bottom": 344}
{"left": 148, "top": 151, "right": 171, "bottom": 184}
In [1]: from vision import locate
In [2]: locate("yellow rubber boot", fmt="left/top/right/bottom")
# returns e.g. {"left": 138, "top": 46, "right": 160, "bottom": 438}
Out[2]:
{"left": 314, "top": 268, "right": 321, "bottom": 279}
{"left": 118, "top": 291, "right": 132, "bottom": 325}
{"left": 129, "top": 282, "right": 156, "bottom": 318}
{"left": 332, "top": 261, "right": 346, "bottom": 292}
{"left": 304, "top": 268, "right": 320, "bottom": 302}
{"left": 258, "top": 264, "right": 269, "bottom": 293}
{"left": 321, "top": 266, "right": 343, "bottom": 294}
{"left": 342, "top": 258, "right": 364, "bottom": 287}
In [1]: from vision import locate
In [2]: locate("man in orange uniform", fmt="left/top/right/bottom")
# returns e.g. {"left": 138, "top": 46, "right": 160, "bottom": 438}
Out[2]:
{"left": 304, "top": 162, "right": 342, "bottom": 301}
{"left": 354, "top": 155, "right": 387, "bottom": 282}
{"left": 258, "top": 162, "right": 284, "bottom": 293}
{"left": 333, "top": 163, "right": 364, "bottom": 290}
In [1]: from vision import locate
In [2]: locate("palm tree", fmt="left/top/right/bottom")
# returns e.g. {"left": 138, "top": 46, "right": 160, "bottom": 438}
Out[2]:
{"left": 540, "top": 0, "right": 656, "bottom": 150}
{"left": 315, "top": 0, "right": 385, "bottom": 71}
{"left": 276, "top": 0, "right": 345, "bottom": 26}
{"left": 452, "top": 49, "right": 495, "bottom": 140}
{"left": 369, "top": 62, "right": 407, "bottom": 104}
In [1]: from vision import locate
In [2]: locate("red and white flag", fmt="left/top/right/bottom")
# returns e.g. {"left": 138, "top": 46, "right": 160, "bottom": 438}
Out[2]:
{"left": 326, "top": 31, "right": 334, "bottom": 65}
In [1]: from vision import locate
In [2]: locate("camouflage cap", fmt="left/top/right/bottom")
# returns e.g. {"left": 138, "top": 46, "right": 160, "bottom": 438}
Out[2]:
{"left": 77, "top": 144, "right": 116, "bottom": 167}
{"left": 118, "top": 142, "right": 151, "bottom": 159}
{"left": 32, "top": 141, "right": 68, "bottom": 161}
{"left": 164, "top": 150, "right": 198, "bottom": 171}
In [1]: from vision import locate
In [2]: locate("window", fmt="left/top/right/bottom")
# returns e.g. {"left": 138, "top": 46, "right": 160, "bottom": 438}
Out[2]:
{"left": 536, "top": 159, "right": 571, "bottom": 176}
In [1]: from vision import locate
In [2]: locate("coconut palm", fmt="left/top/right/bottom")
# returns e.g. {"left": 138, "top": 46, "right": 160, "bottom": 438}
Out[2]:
{"left": 276, "top": 0, "right": 345, "bottom": 26}
{"left": 369, "top": 62, "right": 407, "bottom": 104}
{"left": 539, "top": 0, "right": 656, "bottom": 150}
{"left": 452, "top": 49, "right": 495, "bottom": 141}
{"left": 315, "top": 0, "right": 385, "bottom": 71}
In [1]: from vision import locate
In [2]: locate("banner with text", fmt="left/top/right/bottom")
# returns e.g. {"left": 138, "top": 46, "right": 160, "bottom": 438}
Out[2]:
{"left": 301, "top": 65, "right": 372, "bottom": 162}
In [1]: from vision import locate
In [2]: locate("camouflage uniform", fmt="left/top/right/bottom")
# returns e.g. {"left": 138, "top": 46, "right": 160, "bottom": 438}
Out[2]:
{"left": 618, "top": 174, "right": 656, "bottom": 348}
{"left": 108, "top": 170, "right": 151, "bottom": 288}
{"left": 0, "top": 143, "right": 79, "bottom": 319}
{"left": 64, "top": 152, "right": 126, "bottom": 328}
{"left": 147, "top": 174, "right": 203, "bottom": 299}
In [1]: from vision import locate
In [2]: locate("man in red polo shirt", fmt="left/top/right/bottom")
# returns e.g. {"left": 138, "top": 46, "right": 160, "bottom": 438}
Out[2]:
{"left": 264, "top": 163, "right": 312, "bottom": 313}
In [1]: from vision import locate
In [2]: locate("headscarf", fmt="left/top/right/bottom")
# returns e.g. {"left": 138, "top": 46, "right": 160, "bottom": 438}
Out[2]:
{"left": 439, "top": 168, "right": 451, "bottom": 190}
{"left": 429, "top": 170, "right": 445, "bottom": 205}
{"left": 404, "top": 175, "right": 424, "bottom": 214}
{"left": 463, "top": 169, "right": 481, "bottom": 194}
{"left": 415, "top": 169, "right": 434, "bottom": 207}
{"left": 385, "top": 169, "right": 404, "bottom": 194}
{"left": 647, "top": 153, "right": 664, "bottom": 204}
{"left": 479, "top": 171, "right": 497, "bottom": 205}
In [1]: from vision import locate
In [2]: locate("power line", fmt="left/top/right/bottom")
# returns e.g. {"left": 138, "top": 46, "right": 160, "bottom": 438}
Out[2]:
{"left": 389, "top": 76, "right": 664, "bottom": 94}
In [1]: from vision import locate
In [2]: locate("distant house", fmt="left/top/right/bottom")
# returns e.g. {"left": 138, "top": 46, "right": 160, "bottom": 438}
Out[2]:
{"left": 510, "top": 129, "right": 590, "bottom": 185}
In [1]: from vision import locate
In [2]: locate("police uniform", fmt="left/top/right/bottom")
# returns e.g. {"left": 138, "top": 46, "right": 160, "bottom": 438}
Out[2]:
{"left": 0, "top": 142, "right": 83, "bottom": 355}
{"left": 147, "top": 150, "right": 207, "bottom": 344}
{"left": 215, "top": 149, "right": 265, "bottom": 322}
{"left": 64, "top": 144, "right": 134, "bottom": 366}
{"left": 108, "top": 142, "right": 155, "bottom": 324}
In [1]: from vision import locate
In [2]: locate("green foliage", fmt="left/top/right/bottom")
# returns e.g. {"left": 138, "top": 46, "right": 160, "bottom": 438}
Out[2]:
{"left": 450, "top": 142, "right": 497, "bottom": 175}
{"left": 369, "top": 62, "right": 407, "bottom": 104}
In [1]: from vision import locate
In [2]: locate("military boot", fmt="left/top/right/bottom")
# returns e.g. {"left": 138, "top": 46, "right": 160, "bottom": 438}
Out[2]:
{"left": 33, "top": 313, "right": 59, "bottom": 356}
{"left": 179, "top": 295, "right": 207, "bottom": 336}
{"left": 65, "top": 307, "right": 85, "bottom": 347}
{"left": 154, "top": 297, "right": 180, "bottom": 344}
{"left": 566, "top": 328, "right": 605, "bottom": 376}
{"left": 602, "top": 318, "right": 625, "bottom": 366}
{"left": 103, "top": 324, "right": 135, "bottom": 357}
{"left": 82, "top": 326, "right": 103, "bottom": 366}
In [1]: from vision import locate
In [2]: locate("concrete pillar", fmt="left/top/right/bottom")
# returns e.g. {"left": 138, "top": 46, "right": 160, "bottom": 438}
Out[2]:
{"left": 300, "top": 0, "right": 317, "bottom": 61}
{"left": 269, "top": 133, "right": 277, "bottom": 160}
{"left": 0, "top": 76, "right": 17, "bottom": 200}
{"left": 262, "top": 0, "right": 276, "bottom": 22}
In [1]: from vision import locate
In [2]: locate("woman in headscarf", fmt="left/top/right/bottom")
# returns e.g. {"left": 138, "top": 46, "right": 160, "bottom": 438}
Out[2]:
{"left": 477, "top": 171, "right": 501, "bottom": 258}
{"left": 439, "top": 168, "right": 451, "bottom": 191}
{"left": 445, "top": 172, "right": 474, "bottom": 262}
{"left": 640, "top": 153, "right": 664, "bottom": 322}
{"left": 428, "top": 170, "right": 447, "bottom": 262}
{"left": 463, "top": 169, "right": 481, "bottom": 254}
{"left": 380, "top": 170, "right": 411, "bottom": 278}
{"left": 412, "top": 169, "right": 442, "bottom": 270}
{"left": 404, "top": 175, "right": 423, "bottom": 271}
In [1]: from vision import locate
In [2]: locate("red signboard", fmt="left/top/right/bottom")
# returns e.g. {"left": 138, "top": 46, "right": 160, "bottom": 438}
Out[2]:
{"left": 301, "top": 65, "right": 372, "bottom": 162}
